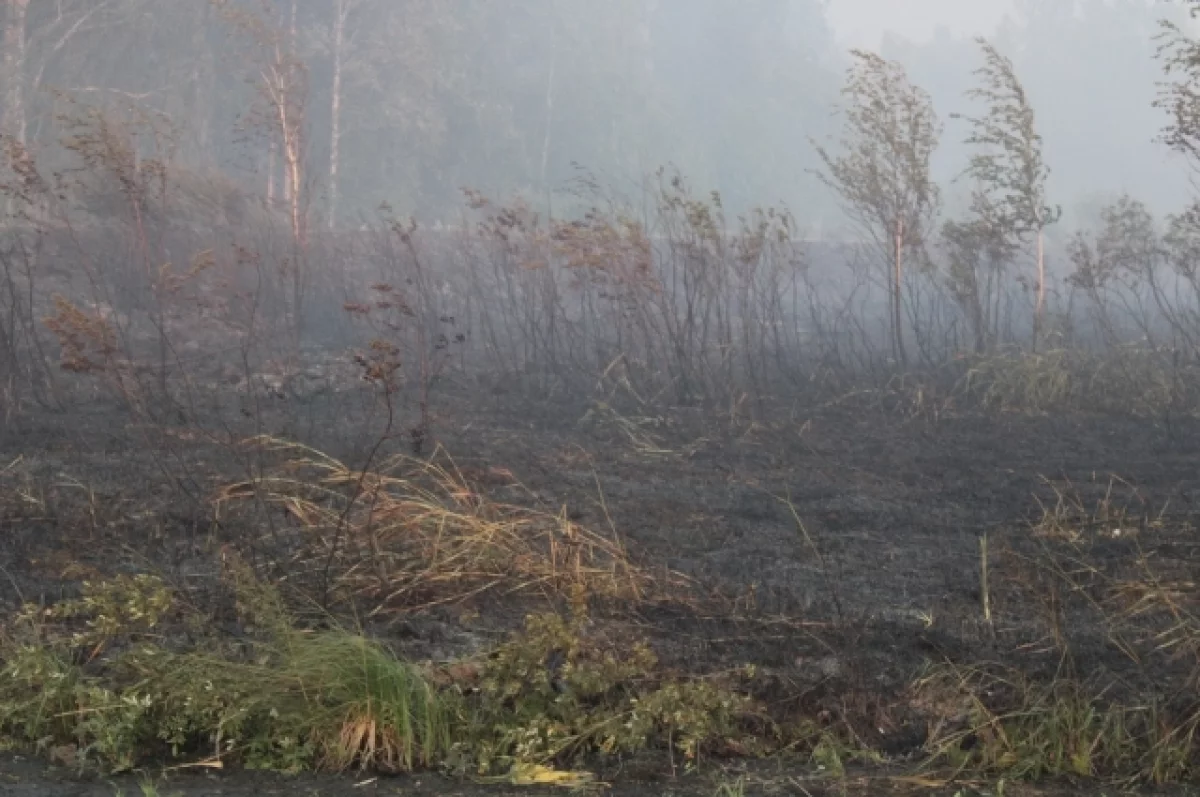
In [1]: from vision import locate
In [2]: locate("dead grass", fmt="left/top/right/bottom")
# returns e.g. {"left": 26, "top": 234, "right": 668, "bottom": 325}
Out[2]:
{"left": 1017, "top": 479, "right": 1200, "bottom": 663}
{"left": 953, "top": 346, "right": 1200, "bottom": 418}
{"left": 915, "top": 662, "right": 1200, "bottom": 785}
{"left": 1029, "top": 476, "right": 1153, "bottom": 542}
{"left": 928, "top": 479, "right": 1200, "bottom": 786}
{"left": 213, "top": 436, "right": 678, "bottom": 617}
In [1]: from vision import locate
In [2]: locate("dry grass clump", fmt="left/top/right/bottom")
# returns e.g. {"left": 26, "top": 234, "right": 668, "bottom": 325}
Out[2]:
{"left": 953, "top": 346, "right": 1200, "bottom": 417}
{"left": 1029, "top": 476, "right": 1150, "bottom": 542}
{"left": 577, "top": 399, "right": 713, "bottom": 459}
{"left": 1100, "top": 537, "right": 1200, "bottom": 690}
{"left": 214, "top": 436, "right": 670, "bottom": 616}
{"left": 1018, "top": 479, "right": 1199, "bottom": 660}
{"left": 957, "top": 349, "right": 1075, "bottom": 413}
{"left": 915, "top": 663, "right": 1200, "bottom": 785}
{"left": 934, "top": 479, "right": 1200, "bottom": 785}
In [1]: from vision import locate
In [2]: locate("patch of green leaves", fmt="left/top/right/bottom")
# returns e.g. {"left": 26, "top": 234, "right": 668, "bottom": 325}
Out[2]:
{"left": 456, "top": 604, "right": 771, "bottom": 776}
{"left": 0, "top": 567, "right": 777, "bottom": 778}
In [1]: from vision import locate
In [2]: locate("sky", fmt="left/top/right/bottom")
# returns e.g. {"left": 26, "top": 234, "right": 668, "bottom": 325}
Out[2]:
{"left": 823, "top": 0, "right": 1195, "bottom": 48}
{"left": 824, "top": 0, "right": 1015, "bottom": 47}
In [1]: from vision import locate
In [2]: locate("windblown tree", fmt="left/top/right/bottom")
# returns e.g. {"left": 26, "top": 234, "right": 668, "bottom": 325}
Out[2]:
{"left": 1155, "top": 3, "right": 1200, "bottom": 173}
{"left": 1147, "top": 1, "right": 1200, "bottom": 352}
{"left": 956, "top": 38, "right": 1059, "bottom": 351}
{"left": 813, "top": 50, "right": 941, "bottom": 367}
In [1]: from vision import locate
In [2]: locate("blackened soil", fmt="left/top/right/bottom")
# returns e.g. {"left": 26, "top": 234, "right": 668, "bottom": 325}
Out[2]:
{"left": 3, "top": 383, "right": 1199, "bottom": 794}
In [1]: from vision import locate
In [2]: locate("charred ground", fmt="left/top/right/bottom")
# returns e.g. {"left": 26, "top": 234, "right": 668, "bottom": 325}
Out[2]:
{"left": 3, "top": 364, "right": 1199, "bottom": 795}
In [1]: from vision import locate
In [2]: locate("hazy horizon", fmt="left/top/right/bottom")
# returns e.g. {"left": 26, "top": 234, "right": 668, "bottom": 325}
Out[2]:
{"left": 0, "top": 0, "right": 1196, "bottom": 233}
{"left": 826, "top": 0, "right": 1017, "bottom": 48}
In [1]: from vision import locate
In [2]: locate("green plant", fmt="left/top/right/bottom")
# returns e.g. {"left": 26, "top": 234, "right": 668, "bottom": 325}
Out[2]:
{"left": 455, "top": 592, "right": 770, "bottom": 776}
{"left": 0, "top": 561, "right": 451, "bottom": 774}
{"left": 111, "top": 777, "right": 182, "bottom": 797}
{"left": 714, "top": 775, "right": 747, "bottom": 797}
{"left": 1, "top": 560, "right": 786, "bottom": 779}
{"left": 45, "top": 574, "right": 175, "bottom": 655}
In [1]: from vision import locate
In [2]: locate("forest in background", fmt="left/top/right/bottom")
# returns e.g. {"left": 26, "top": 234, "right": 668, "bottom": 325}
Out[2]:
{"left": 0, "top": 0, "right": 1190, "bottom": 229}
{"left": 2, "top": 0, "right": 1200, "bottom": 411}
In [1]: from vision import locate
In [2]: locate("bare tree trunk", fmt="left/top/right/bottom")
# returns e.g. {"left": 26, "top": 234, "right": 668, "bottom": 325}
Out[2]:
{"left": 274, "top": 75, "right": 306, "bottom": 355}
{"left": 216, "top": 0, "right": 309, "bottom": 350}
{"left": 328, "top": 0, "right": 348, "bottom": 229}
{"left": 272, "top": 78, "right": 305, "bottom": 351}
{"left": 971, "top": 289, "right": 987, "bottom": 354}
{"left": 283, "top": 0, "right": 299, "bottom": 205}
{"left": 284, "top": 154, "right": 294, "bottom": 213}
{"left": 190, "top": 3, "right": 217, "bottom": 162}
{"left": 283, "top": 126, "right": 303, "bottom": 247}
{"left": 893, "top": 218, "right": 907, "bottom": 367}
{"left": 1033, "top": 227, "right": 1045, "bottom": 351}
{"left": 287, "top": 139, "right": 303, "bottom": 354}
{"left": 3, "top": 0, "right": 29, "bottom": 145}
{"left": 267, "top": 139, "right": 277, "bottom": 203}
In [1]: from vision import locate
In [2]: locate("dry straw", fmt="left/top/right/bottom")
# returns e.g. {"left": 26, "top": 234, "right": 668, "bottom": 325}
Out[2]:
{"left": 215, "top": 436, "right": 676, "bottom": 616}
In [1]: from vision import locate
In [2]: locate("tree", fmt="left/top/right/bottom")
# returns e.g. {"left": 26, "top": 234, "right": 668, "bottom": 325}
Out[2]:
{"left": 956, "top": 38, "right": 1059, "bottom": 351}
{"left": 326, "top": 0, "right": 352, "bottom": 228}
{"left": 1157, "top": 0, "right": 1200, "bottom": 337}
{"left": 214, "top": 0, "right": 311, "bottom": 350}
{"left": 941, "top": 190, "right": 1018, "bottom": 353}
{"left": 214, "top": 0, "right": 308, "bottom": 237}
{"left": 2, "top": 0, "right": 30, "bottom": 145}
{"left": 813, "top": 51, "right": 941, "bottom": 366}
{"left": 1066, "top": 194, "right": 1162, "bottom": 347}
{"left": 5, "top": 1, "right": 228, "bottom": 173}
{"left": 1155, "top": 1, "right": 1200, "bottom": 173}
{"left": 306, "top": 0, "right": 459, "bottom": 218}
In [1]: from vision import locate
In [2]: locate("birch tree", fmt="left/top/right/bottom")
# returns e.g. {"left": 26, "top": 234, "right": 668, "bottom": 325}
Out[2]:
{"left": 3, "top": 0, "right": 29, "bottom": 145}
{"left": 215, "top": 0, "right": 308, "bottom": 239}
{"left": 326, "top": 0, "right": 354, "bottom": 228}
{"left": 812, "top": 51, "right": 941, "bottom": 367}
{"left": 1156, "top": 2, "right": 1200, "bottom": 172}
{"left": 956, "top": 38, "right": 1059, "bottom": 351}
{"left": 214, "top": 0, "right": 310, "bottom": 352}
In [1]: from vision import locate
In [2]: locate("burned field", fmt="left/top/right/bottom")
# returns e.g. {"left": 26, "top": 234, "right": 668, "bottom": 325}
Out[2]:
{"left": 4, "top": 113, "right": 1200, "bottom": 795}
{"left": 3, "top": 360, "right": 1200, "bottom": 795}
{"left": 12, "top": 0, "right": 1200, "bottom": 791}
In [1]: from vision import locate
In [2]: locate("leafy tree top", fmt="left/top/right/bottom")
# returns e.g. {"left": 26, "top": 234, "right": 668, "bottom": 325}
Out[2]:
{"left": 812, "top": 50, "right": 941, "bottom": 256}
{"left": 954, "top": 38, "right": 1059, "bottom": 238}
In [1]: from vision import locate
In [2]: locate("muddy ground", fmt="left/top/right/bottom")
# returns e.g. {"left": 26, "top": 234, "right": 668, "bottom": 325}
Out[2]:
{"left": 2, "top": 370, "right": 1199, "bottom": 795}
